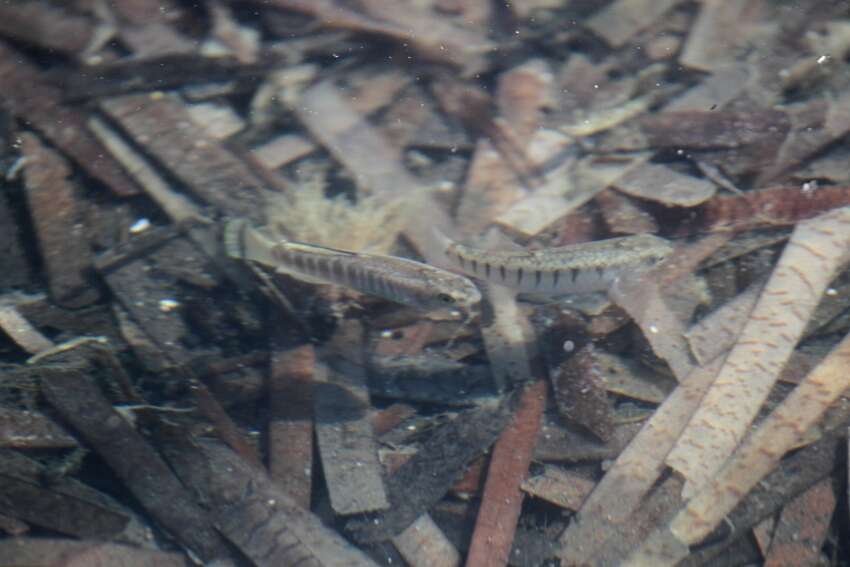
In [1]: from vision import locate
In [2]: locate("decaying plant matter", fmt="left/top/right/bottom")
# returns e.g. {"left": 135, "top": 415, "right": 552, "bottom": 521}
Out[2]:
{"left": 3, "top": 1, "right": 850, "bottom": 566}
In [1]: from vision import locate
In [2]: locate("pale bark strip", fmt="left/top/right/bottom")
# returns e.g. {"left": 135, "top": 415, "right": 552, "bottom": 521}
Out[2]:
{"left": 480, "top": 284, "right": 536, "bottom": 391}
{"left": 609, "top": 270, "right": 695, "bottom": 382}
{"left": 558, "top": 358, "right": 722, "bottom": 566}
{"left": 294, "top": 80, "right": 451, "bottom": 262}
{"left": 609, "top": 233, "right": 729, "bottom": 382}
{"left": 667, "top": 206, "right": 850, "bottom": 496}
{"left": 0, "top": 302, "right": 54, "bottom": 355}
{"left": 684, "top": 279, "right": 764, "bottom": 365}
{"left": 89, "top": 117, "right": 206, "bottom": 226}
{"left": 393, "top": 514, "right": 460, "bottom": 567}
{"left": 625, "top": 328, "right": 850, "bottom": 566}
{"left": 559, "top": 238, "right": 750, "bottom": 565}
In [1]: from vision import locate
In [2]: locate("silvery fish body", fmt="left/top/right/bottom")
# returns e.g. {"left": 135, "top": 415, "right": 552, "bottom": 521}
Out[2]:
{"left": 436, "top": 231, "right": 673, "bottom": 295}
{"left": 224, "top": 219, "right": 481, "bottom": 314}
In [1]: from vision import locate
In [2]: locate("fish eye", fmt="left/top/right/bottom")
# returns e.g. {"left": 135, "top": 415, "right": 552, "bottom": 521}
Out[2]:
{"left": 437, "top": 293, "right": 456, "bottom": 304}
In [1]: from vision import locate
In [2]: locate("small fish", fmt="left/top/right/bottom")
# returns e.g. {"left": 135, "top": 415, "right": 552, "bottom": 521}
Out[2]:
{"left": 435, "top": 231, "right": 673, "bottom": 295}
{"left": 224, "top": 219, "right": 481, "bottom": 315}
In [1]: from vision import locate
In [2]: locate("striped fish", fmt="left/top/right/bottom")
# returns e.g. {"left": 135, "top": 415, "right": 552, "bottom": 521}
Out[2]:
{"left": 436, "top": 231, "right": 673, "bottom": 295}
{"left": 224, "top": 219, "right": 481, "bottom": 315}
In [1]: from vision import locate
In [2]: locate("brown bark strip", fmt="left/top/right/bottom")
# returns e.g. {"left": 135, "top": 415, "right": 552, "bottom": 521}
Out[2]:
{"left": 609, "top": 274, "right": 694, "bottom": 382}
{"left": 465, "top": 380, "right": 546, "bottom": 567}
{"left": 596, "top": 189, "right": 658, "bottom": 235}
{"left": 0, "top": 475, "right": 129, "bottom": 540}
{"left": 99, "top": 236, "right": 207, "bottom": 367}
{"left": 0, "top": 2, "right": 97, "bottom": 56}
{"left": 314, "top": 355, "right": 389, "bottom": 515}
{"left": 0, "top": 41, "right": 137, "bottom": 196}
{"left": 585, "top": 0, "right": 684, "bottom": 47}
{"left": 762, "top": 479, "right": 836, "bottom": 567}
{"left": 454, "top": 61, "right": 554, "bottom": 237}
{"left": 613, "top": 162, "right": 717, "bottom": 207}
{"left": 269, "top": 344, "right": 315, "bottom": 509}
{"left": 0, "top": 408, "right": 77, "bottom": 449}
{"left": 191, "top": 380, "right": 263, "bottom": 470}
{"left": 39, "top": 367, "right": 228, "bottom": 562}
{"left": 349, "top": 397, "right": 515, "bottom": 542}
{"left": 674, "top": 333, "right": 850, "bottom": 541}
{"left": 89, "top": 116, "right": 207, "bottom": 226}
{"left": 21, "top": 133, "right": 99, "bottom": 308}
{"left": 550, "top": 345, "right": 615, "bottom": 442}
{"left": 99, "top": 93, "right": 266, "bottom": 221}
{"left": 0, "top": 539, "right": 188, "bottom": 567}
{"left": 166, "top": 439, "right": 379, "bottom": 567}
{"left": 0, "top": 448, "right": 139, "bottom": 540}
{"left": 672, "top": 184, "right": 850, "bottom": 235}
{"left": 685, "top": 279, "right": 765, "bottom": 365}
{"left": 269, "top": 0, "right": 493, "bottom": 74}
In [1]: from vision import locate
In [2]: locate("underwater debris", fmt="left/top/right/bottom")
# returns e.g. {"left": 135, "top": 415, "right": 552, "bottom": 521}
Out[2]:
{"left": 466, "top": 381, "right": 546, "bottom": 567}
{"left": 264, "top": 163, "right": 405, "bottom": 254}
{"left": 668, "top": 207, "right": 850, "bottom": 496}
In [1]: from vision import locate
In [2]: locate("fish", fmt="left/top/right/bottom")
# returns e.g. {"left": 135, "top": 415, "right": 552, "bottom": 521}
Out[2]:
{"left": 224, "top": 219, "right": 482, "bottom": 315}
{"left": 435, "top": 230, "right": 673, "bottom": 295}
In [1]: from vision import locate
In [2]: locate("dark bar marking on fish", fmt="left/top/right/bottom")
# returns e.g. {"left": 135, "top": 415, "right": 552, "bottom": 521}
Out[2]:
{"left": 332, "top": 258, "right": 345, "bottom": 281}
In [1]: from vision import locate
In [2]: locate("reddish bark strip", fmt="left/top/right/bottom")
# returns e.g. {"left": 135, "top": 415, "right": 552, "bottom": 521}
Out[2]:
{"left": 268, "top": 344, "right": 315, "bottom": 509}
{"left": 465, "top": 380, "right": 546, "bottom": 567}
{"left": 763, "top": 479, "right": 836, "bottom": 567}
{"left": 21, "top": 133, "right": 99, "bottom": 308}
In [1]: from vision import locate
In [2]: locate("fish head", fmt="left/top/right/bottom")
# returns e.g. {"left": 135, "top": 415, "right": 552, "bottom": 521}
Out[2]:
{"left": 422, "top": 271, "right": 482, "bottom": 319}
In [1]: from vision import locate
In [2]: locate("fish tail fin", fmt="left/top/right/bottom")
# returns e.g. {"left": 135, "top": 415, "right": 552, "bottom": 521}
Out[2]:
{"left": 223, "top": 219, "right": 278, "bottom": 267}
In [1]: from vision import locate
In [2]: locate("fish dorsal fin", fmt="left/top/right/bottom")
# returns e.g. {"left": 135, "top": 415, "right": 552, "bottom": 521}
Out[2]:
{"left": 282, "top": 240, "right": 357, "bottom": 257}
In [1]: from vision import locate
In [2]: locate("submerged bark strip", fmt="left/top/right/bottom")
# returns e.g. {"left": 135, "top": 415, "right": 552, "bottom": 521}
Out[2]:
{"left": 314, "top": 357, "right": 389, "bottom": 516}
{"left": 557, "top": 358, "right": 723, "bottom": 566}
{"left": 40, "top": 368, "right": 228, "bottom": 561}
{"left": 393, "top": 514, "right": 460, "bottom": 567}
{"left": 269, "top": 344, "right": 315, "bottom": 509}
{"left": 667, "top": 206, "right": 850, "bottom": 495}
{"left": 174, "top": 440, "right": 379, "bottom": 567}
{"left": 627, "top": 328, "right": 850, "bottom": 565}
{"left": 294, "top": 79, "right": 451, "bottom": 261}
{"left": 348, "top": 397, "right": 514, "bottom": 542}
{"left": 100, "top": 92, "right": 265, "bottom": 221}
{"left": 466, "top": 380, "right": 546, "bottom": 567}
